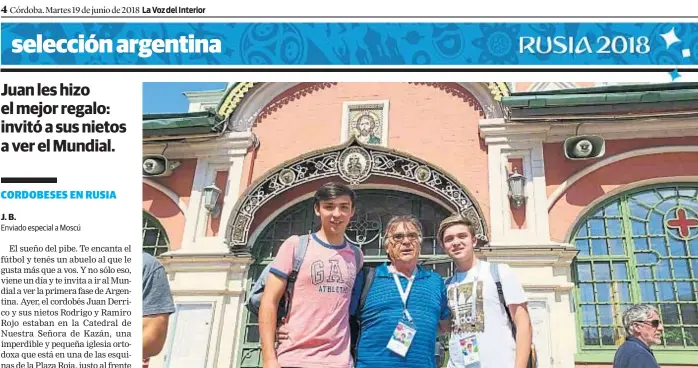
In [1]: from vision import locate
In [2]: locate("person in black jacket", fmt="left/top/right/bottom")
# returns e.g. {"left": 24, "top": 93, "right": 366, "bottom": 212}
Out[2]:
{"left": 613, "top": 304, "right": 664, "bottom": 368}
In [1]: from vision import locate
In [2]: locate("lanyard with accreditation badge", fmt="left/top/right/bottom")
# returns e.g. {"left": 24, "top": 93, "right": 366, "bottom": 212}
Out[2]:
{"left": 386, "top": 267, "right": 417, "bottom": 357}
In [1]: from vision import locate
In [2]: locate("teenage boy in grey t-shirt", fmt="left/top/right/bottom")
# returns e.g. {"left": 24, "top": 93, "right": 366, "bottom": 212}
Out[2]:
{"left": 143, "top": 252, "right": 176, "bottom": 359}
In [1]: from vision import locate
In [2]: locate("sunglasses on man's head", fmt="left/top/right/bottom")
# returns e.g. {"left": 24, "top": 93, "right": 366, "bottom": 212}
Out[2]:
{"left": 637, "top": 319, "right": 661, "bottom": 328}
{"left": 391, "top": 232, "right": 419, "bottom": 241}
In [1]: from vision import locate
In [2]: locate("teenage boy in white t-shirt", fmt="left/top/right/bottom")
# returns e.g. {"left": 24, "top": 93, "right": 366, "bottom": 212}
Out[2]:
{"left": 437, "top": 214, "right": 532, "bottom": 368}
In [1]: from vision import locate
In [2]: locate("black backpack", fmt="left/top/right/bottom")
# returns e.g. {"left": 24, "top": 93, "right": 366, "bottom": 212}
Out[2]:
{"left": 246, "top": 234, "right": 362, "bottom": 322}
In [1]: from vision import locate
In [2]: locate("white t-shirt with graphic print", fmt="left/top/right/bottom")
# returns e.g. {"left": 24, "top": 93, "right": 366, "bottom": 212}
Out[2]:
{"left": 445, "top": 260, "right": 527, "bottom": 368}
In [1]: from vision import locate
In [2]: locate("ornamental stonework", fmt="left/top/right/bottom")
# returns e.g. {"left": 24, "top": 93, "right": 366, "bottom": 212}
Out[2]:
{"left": 227, "top": 139, "right": 488, "bottom": 251}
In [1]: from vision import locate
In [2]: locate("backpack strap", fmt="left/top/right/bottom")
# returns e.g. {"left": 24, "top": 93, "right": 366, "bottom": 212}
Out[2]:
{"left": 492, "top": 263, "right": 536, "bottom": 368}
{"left": 491, "top": 262, "right": 517, "bottom": 340}
{"left": 349, "top": 244, "right": 365, "bottom": 308}
{"left": 347, "top": 242, "right": 365, "bottom": 309}
{"left": 284, "top": 234, "right": 310, "bottom": 318}
{"left": 290, "top": 234, "right": 310, "bottom": 279}
{"left": 357, "top": 266, "right": 375, "bottom": 316}
{"left": 349, "top": 244, "right": 363, "bottom": 269}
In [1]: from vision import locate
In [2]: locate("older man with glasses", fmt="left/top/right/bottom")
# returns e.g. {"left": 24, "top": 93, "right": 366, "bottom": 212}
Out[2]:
{"left": 613, "top": 304, "right": 664, "bottom": 368}
{"left": 350, "top": 214, "right": 450, "bottom": 368}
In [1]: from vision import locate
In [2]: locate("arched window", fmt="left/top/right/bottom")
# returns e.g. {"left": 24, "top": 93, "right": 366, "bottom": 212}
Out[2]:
{"left": 236, "top": 189, "right": 454, "bottom": 368}
{"left": 571, "top": 184, "right": 698, "bottom": 358}
{"left": 142, "top": 211, "right": 170, "bottom": 257}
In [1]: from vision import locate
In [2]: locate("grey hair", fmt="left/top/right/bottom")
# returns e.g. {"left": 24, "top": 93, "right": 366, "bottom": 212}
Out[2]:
{"left": 382, "top": 215, "right": 423, "bottom": 261}
{"left": 622, "top": 304, "right": 658, "bottom": 336}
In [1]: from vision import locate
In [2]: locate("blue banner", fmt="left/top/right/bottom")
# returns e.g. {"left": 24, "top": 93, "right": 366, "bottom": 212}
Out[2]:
{"left": 1, "top": 22, "right": 697, "bottom": 66}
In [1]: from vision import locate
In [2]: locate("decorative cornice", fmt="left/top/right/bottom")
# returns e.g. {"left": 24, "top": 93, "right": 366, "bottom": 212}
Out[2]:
{"left": 479, "top": 116, "right": 698, "bottom": 145}
{"left": 143, "top": 131, "right": 254, "bottom": 160}
{"left": 255, "top": 82, "right": 339, "bottom": 123}
{"left": 217, "top": 82, "right": 257, "bottom": 118}
{"left": 184, "top": 89, "right": 227, "bottom": 104}
{"left": 409, "top": 82, "right": 486, "bottom": 117}
{"left": 478, "top": 118, "right": 549, "bottom": 144}
{"left": 220, "top": 82, "right": 507, "bottom": 133}
{"left": 543, "top": 117, "right": 698, "bottom": 142}
{"left": 488, "top": 82, "right": 510, "bottom": 101}
{"left": 527, "top": 82, "right": 579, "bottom": 92}
{"left": 479, "top": 243, "right": 579, "bottom": 267}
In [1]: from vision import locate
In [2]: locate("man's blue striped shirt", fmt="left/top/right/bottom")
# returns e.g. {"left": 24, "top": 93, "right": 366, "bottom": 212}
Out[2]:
{"left": 351, "top": 263, "right": 450, "bottom": 368}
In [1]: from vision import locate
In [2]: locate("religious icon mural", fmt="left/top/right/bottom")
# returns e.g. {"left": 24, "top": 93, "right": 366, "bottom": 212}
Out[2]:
{"left": 344, "top": 102, "right": 387, "bottom": 146}
{"left": 337, "top": 146, "right": 372, "bottom": 184}
{"left": 353, "top": 112, "right": 381, "bottom": 144}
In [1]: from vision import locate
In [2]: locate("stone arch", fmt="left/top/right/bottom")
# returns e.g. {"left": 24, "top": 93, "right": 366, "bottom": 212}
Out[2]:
{"left": 548, "top": 146, "right": 698, "bottom": 210}
{"left": 223, "top": 82, "right": 506, "bottom": 132}
{"left": 142, "top": 181, "right": 186, "bottom": 249}
{"left": 547, "top": 147, "right": 698, "bottom": 242}
{"left": 142, "top": 178, "right": 187, "bottom": 216}
{"left": 245, "top": 181, "right": 458, "bottom": 251}
{"left": 225, "top": 137, "right": 489, "bottom": 252}
{"left": 564, "top": 176, "right": 698, "bottom": 242}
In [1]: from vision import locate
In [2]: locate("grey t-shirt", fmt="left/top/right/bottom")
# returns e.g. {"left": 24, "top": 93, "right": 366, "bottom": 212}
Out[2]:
{"left": 143, "top": 252, "right": 175, "bottom": 316}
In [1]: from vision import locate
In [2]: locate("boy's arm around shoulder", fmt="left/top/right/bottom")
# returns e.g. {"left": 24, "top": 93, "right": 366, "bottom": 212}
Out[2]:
{"left": 259, "top": 274, "right": 286, "bottom": 368}
{"left": 437, "top": 272, "right": 451, "bottom": 335}
{"left": 259, "top": 235, "right": 298, "bottom": 368}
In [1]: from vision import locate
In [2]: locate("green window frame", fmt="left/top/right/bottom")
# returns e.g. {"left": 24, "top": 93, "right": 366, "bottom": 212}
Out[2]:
{"left": 143, "top": 211, "right": 170, "bottom": 257}
{"left": 571, "top": 184, "right": 698, "bottom": 364}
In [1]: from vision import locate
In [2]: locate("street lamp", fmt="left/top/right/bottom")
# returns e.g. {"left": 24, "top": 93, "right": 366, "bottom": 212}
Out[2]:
{"left": 203, "top": 183, "right": 221, "bottom": 217}
{"left": 507, "top": 167, "right": 526, "bottom": 209}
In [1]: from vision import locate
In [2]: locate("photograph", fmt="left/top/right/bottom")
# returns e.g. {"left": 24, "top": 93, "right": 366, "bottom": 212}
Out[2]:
{"left": 141, "top": 81, "right": 698, "bottom": 368}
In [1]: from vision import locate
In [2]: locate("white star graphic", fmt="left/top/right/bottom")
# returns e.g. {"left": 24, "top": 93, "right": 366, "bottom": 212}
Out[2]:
{"left": 660, "top": 27, "right": 681, "bottom": 49}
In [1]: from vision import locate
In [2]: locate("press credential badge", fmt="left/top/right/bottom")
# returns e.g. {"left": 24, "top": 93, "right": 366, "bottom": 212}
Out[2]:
{"left": 387, "top": 319, "right": 416, "bottom": 357}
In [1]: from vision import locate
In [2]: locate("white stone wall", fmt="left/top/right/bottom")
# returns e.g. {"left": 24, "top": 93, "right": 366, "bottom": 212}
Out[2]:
{"left": 144, "top": 88, "right": 256, "bottom": 368}
{"left": 146, "top": 258, "right": 251, "bottom": 368}
{"left": 479, "top": 112, "right": 579, "bottom": 368}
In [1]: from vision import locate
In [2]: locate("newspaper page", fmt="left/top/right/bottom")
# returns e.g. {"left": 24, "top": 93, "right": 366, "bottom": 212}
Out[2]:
{"left": 1, "top": 2, "right": 698, "bottom": 368}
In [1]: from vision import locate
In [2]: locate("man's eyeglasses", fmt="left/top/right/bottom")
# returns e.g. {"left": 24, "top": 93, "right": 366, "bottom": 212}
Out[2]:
{"left": 391, "top": 232, "right": 419, "bottom": 241}
{"left": 637, "top": 319, "right": 661, "bottom": 328}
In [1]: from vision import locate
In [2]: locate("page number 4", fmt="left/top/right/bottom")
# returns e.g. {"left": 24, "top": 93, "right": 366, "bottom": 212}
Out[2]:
{"left": 1, "top": 6, "right": 7, "bottom": 13}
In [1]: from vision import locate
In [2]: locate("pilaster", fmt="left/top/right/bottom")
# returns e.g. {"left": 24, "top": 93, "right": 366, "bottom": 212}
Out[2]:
{"left": 480, "top": 118, "right": 552, "bottom": 246}
{"left": 146, "top": 132, "right": 254, "bottom": 255}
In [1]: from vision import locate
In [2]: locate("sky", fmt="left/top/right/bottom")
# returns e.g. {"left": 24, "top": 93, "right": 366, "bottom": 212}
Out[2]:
{"left": 142, "top": 82, "right": 228, "bottom": 114}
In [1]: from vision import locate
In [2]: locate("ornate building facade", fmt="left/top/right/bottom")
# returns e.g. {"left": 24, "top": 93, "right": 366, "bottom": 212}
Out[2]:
{"left": 142, "top": 81, "right": 698, "bottom": 368}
